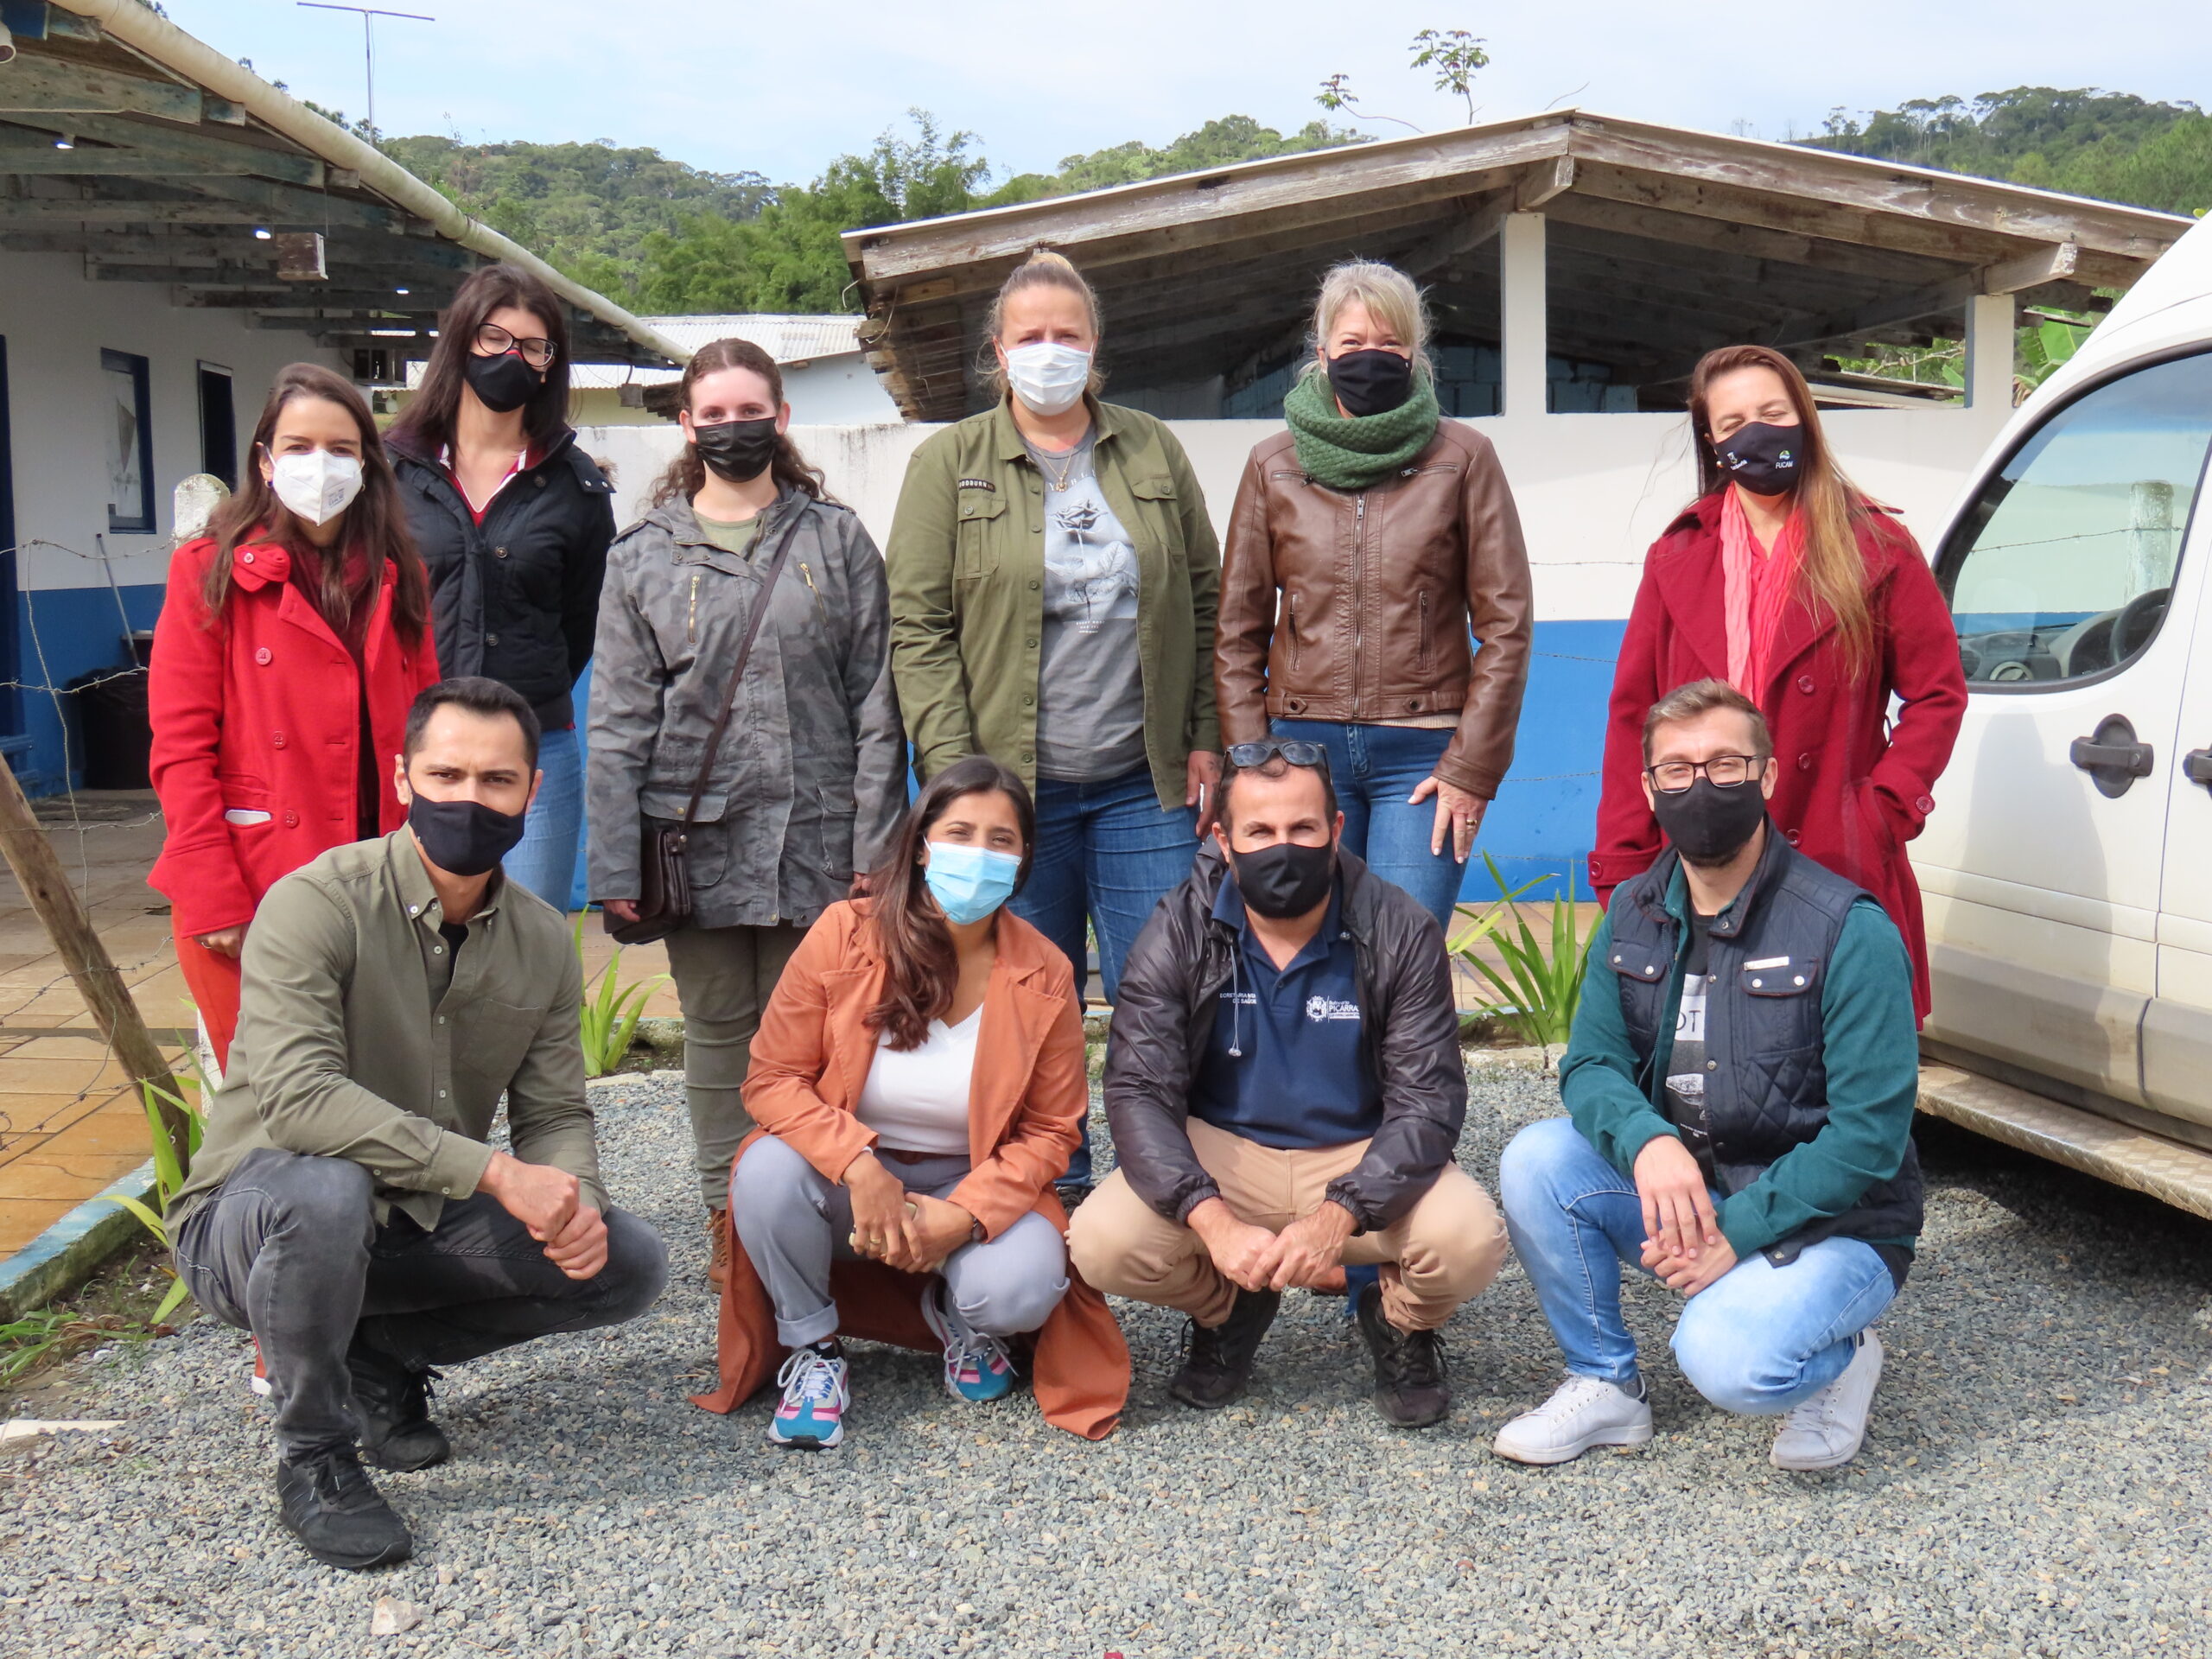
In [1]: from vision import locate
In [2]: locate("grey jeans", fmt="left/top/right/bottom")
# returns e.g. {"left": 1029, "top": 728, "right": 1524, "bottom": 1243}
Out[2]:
{"left": 728, "top": 1134, "right": 1070, "bottom": 1349}
{"left": 174, "top": 1148, "right": 669, "bottom": 1459}
{"left": 664, "top": 920, "right": 807, "bottom": 1212}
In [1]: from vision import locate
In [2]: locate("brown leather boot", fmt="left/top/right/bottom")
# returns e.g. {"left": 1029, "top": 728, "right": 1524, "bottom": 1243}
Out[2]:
{"left": 705, "top": 1208, "right": 730, "bottom": 1293}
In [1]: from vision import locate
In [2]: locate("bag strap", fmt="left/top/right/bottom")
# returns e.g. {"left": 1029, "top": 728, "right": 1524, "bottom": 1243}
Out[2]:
{"left": 679, "top": 506, "right": 807, "bottom": 828}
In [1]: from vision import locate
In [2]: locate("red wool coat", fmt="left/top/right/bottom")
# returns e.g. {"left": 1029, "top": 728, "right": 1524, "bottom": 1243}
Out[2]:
{"left": 1589, "top": 491, "right": 1967, "bottom": 1019}
{"left": 149, "top": 535, "right": 441, "bottom": 939}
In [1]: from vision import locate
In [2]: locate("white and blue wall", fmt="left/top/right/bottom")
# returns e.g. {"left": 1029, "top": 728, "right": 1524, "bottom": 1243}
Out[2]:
{"left": 0, "top": 248, "right": 315, "bottom": 793}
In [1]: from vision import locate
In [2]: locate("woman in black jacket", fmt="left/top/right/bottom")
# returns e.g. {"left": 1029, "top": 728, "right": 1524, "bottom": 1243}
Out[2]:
{"left": 385, "top": 263, "right": 616, "bottom": 906}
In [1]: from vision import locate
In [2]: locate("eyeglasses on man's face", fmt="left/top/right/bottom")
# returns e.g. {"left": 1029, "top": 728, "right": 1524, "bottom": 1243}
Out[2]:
{"left": 473, "top": 322, "right": 556, "bottom": 369}
{"left": 1643, "top": 753, "right": 1766, "bottom": 792}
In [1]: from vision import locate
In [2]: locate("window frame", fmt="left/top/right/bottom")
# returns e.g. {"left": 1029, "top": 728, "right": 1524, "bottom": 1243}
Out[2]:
{"left": 99, "top": 347, "right": 156, "bottom": 536}
{"left": 1934, "top": 340, "right": 2212, "bottom": 697}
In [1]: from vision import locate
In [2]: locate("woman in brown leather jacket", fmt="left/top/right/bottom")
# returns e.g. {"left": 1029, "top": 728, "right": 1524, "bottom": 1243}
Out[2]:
{"left": 1215, "top": 258, "right": 1534, "bottom": 930}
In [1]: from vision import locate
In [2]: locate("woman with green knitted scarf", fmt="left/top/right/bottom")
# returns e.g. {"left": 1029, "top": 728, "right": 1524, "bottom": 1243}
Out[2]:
{"left": 1215, "top": 257, "right": 1535, "bottom": 932}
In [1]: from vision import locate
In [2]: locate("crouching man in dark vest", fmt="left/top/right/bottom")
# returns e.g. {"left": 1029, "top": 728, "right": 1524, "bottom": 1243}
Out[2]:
{"left": 1495, "top": 679, "right": 1921, "bottom": 1471}
{"left": 168, "top": 679, "right": 669, "bottom": 1569}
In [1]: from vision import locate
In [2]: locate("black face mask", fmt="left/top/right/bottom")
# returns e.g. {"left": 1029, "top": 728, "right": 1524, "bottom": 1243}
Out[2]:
{"left": 464, "top": 350, "right": 543, "bottom": 415}
{"left": 1230, "top": 839, "right": 1336, "bottom": 919}
{"left": 1650, "top": 778, "right": 1768, "bottom": 867}
{"left": 407, "top": 793, "right": 527, "bottom": 879}
{"left": 1714, "top": 421, "right": 1802, "bottom": 497}
{"left": 691, "top": 417, "right": 779, "bottom": 484}
{"left": 1325, "top": 348, "right": 1415, "bottom": 418}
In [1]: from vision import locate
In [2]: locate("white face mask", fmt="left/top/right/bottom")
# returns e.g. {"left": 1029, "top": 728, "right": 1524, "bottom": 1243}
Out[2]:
{"left": 1002, "top": 341, "right": 1091, "bottom": 416}
{"left": 268, "top": 448, "right": 364, "bottom": 526}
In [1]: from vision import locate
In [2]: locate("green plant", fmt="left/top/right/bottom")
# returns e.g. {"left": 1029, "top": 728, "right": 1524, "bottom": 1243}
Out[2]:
{"left": 99, "top": 1077, "right": 207, "bottom": 1323}
{"left": 575, "top": 916, "right": 670, "bottom": 1078}
{"left": 1451, "top": 855, "right": 1595, "bottom": 1049}
{"left": 1, "top": 1308, "right": 147, "bottom": 1384}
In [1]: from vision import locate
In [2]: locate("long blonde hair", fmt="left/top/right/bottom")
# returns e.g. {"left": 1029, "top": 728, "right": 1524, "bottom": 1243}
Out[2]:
{"left": 1298, "top": 258, "right": 1434, "bottom": 384}
{"left": 980, "top": 249, "right": 1105, "bottom": 400}
{"left": 1688, "top": 345, "right": 1878, "bottom": 677}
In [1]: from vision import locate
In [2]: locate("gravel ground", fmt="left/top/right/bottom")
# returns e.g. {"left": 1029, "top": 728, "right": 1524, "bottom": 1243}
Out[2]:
{"left": 5, "top": 1059, "right": 2212, "bottom": 1659}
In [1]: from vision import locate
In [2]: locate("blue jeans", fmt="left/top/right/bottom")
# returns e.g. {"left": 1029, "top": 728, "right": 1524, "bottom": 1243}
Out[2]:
{"left": 1270, "top": 720, "right": 1463, "bottom": 931}
{"left": 1010, "top": 765, "right": 1200, "bottom": 1185}
{"left": 1499, "top": 1117, "right": 1897, "bottom": 1414}
{"left": 505, "top": 723, "right": 582, "bottom": 910}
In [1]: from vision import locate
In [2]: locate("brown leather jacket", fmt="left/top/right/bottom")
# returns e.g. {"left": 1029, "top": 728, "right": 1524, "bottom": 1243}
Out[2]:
{"left": 1215, "top": 421, "right": 1534, "bottom": 798}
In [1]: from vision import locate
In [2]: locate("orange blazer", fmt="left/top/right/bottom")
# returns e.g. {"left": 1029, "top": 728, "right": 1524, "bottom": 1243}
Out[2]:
{"left": 689, "top": 899, "right": 1130, "bottom": 1440}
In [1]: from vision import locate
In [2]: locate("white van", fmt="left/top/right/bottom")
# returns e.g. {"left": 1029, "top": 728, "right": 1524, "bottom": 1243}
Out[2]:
{"left": 1914, "top": 213, "right": 2212, "bottom": 1217}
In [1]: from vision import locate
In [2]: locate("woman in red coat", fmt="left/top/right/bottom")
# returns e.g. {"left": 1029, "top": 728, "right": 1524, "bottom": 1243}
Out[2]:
{"left": 1589, "top": 345, "right": 1967, "bottom": 1019}
{"left": 149, "top": 363, "right": 439, "bottom": 1066}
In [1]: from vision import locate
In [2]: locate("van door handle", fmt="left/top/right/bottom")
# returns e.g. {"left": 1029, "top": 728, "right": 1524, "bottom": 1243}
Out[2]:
{"left": 2069, "top": 714, "right": 2154, "bottom": 798}
{"left": 2184, "top": 748, "right": 2212, "bottom": 787}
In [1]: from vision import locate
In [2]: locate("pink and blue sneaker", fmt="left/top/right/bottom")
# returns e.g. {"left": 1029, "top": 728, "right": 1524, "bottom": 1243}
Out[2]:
{"left": 921, "top": 1284, "right": 1016, "bottom": 1402}
{"left": 766, "top": 1344, "right": 849, "bottom": 1449}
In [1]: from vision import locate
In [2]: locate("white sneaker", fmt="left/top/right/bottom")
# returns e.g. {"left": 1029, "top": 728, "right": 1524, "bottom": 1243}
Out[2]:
{"left": 1492, "top": 1373, "right": 1654, "bottom": 1465}
{"left": 1770, "top": 1328, "right": 1884, "bottom": 1471}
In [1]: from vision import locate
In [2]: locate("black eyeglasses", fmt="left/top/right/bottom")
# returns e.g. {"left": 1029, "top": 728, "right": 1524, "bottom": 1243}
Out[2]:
{"left": 1224, "top": 739, "right": 1332, "bottom": 775}
{"left": 1644, "top": 754, "right": 1765, "bottom": 793}
{"left": 474, "top": 321, "right": 556, "bottom": 369}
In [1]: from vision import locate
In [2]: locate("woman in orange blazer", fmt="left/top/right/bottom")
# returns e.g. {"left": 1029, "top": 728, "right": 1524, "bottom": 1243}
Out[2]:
{"left": 691, "top": 755, "right": 1129, "bottom": 1444}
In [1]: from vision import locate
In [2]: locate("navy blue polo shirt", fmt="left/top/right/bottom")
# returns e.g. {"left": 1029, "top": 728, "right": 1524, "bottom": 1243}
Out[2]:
{"left": 1190, "top": 874, "right": 1380, "bottom": 1149}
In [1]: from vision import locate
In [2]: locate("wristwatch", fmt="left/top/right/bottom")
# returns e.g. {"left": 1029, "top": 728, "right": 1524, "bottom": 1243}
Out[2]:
{"left": 969, "top": 1217, "right": 987, "bottom": 1244}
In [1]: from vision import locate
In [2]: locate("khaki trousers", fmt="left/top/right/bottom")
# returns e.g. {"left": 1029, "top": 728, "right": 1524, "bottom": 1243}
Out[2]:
{"left": 663, "top": 920, "right": 807, "bottom": 1212}
{"left": 1068, "top": 1118, "right": 1507, "bottom": 1332}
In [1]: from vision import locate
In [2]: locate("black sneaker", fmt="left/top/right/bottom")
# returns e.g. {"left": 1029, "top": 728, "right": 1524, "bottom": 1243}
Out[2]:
{"left": 347, "top": 1339, "right": 450, "bottom": 1472}
{"left": 1355, "top": 1281, "right": 1451, "bottom": 1427}
{"left": 276, "top": 1447, "right": 413, "bottom": 1571}
{"left": 1167, "top": 1288, "right": 1281, "bottom": 1409}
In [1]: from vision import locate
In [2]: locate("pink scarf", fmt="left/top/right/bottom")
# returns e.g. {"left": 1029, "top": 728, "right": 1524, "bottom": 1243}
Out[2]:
{"left": 1719, "top": 486, "right": 1805, "bottom": 699}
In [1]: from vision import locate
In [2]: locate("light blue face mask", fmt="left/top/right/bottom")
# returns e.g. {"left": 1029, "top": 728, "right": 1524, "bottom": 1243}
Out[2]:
{"left": 924, "top": 841, "right": 1022, "bottom": 925}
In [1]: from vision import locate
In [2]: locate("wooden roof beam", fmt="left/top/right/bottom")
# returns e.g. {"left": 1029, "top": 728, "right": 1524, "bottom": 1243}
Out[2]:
{"left": 0, "top": 54, "right": 200, "bottom": 122}
{"left": 0, "top": 111, "right": 327, "bottom": 186}
{"left": 1541, "top": 191, "right": 1963, "bottom": 287}
{"left": 1776, "top": 242, "right": 2082, "bottom": 351}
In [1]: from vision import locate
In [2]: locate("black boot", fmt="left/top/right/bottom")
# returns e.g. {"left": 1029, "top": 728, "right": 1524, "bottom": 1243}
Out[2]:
{"left": 276, "top": 1446, "right": 413, "bottom": 1571}
{"left": 1168, "top": 1288, "right": 1281, "bottom": 1409}
{"left": 347, "top": 1338, "right": 450, "bottom": 1472}
{"left": 1355, "top": 1281, "right": 1451, "bottom": 1427}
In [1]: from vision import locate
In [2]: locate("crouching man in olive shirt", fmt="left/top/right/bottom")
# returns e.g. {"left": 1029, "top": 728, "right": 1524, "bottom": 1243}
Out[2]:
{"left": 170, "top": 678, "right": 668, "bottom": 1570}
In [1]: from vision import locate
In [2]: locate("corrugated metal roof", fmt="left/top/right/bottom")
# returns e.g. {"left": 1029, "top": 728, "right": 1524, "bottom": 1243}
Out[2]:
{"left": 569, "top": 315, "right": 862, "bottom": 388}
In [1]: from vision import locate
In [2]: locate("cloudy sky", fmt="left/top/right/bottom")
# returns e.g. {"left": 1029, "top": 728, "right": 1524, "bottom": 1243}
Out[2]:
{"left": 162, "top": 0, "right": 2210, "bottom": 186}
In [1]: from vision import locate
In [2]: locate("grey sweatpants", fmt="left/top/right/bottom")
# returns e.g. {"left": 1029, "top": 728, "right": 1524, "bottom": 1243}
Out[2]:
{"left": 663, "top": 919, "right": 807, "bottom": 1212}
{"left": 728, "top": 1135, "right": 1071, "bottom": 1349}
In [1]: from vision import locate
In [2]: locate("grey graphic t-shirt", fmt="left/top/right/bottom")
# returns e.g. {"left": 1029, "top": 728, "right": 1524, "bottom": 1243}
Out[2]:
{"left": 1030, "top": 432, "right": 1147, "bottom": 784}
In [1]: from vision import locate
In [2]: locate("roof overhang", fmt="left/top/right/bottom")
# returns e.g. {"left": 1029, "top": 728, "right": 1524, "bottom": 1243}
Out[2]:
{"left": 0, "top": 0, "right": 687, "bottom": 370}
{"left": 844, "top": 111, "right": 2195, "bottom": 421}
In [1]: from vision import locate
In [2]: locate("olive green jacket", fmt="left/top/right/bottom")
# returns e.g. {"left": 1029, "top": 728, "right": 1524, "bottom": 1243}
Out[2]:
{"left": 171, "top": 831, "right": 604, "bottom": 1233}
{"left": 886, "top": 397, "right": 1221, "bottom": 809}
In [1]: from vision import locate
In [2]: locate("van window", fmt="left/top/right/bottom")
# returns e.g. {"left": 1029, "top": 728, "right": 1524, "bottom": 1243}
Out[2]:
{"left": 1938, "top": 349, "right": 2212, "bottom": 686}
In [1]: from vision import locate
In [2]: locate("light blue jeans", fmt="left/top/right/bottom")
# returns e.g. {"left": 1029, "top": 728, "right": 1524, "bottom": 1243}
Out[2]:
{"left": 505, "top": 723, "right": 582, "bottom": 910}
{"left": 1269, "top": 720, "right": 1464, "bottom": 931}
{"left": 1498, "top": 1116, "right": 1897, "bottom": 1414}
{"left": 1011, "top": 765, "right": 1201, "bottom": 1185}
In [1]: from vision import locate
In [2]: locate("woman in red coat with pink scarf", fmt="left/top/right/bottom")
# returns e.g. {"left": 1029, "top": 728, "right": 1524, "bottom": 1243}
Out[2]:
{"left": 149, "top": 364, "right": 439, "bottom": 1066}
{"left": 1589, "top": 345, "right": 1967, "bottom": 1020}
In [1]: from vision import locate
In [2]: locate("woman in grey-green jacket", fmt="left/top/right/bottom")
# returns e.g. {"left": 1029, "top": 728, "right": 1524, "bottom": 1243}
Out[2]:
{"left": 589, "top": 339, "right": 904, "bottom": 1283}
{"left": 886, "top": 250, "right": 1222, "bottom": 1196}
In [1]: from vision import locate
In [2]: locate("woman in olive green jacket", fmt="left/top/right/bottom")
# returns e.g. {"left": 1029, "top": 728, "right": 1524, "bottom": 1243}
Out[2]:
{"left": 886, "top": 251, "right": 1220, "bottom": 1195}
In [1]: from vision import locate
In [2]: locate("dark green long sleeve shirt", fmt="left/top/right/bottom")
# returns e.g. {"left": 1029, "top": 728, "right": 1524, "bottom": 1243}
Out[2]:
{"left": 1560, "top": 868, "right": 1921, "bottom": 1260}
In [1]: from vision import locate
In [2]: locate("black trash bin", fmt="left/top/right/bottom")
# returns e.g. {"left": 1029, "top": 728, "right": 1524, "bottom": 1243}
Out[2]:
{"left": 69, "top": 632, "right": 155, "bottom": 790}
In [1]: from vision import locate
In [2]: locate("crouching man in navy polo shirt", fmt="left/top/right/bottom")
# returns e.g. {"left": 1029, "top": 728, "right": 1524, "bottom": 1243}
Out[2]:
{"left": 1069, "top": 740, "right": 1506, "bottom": 1427}
{"left": 1494, "top": 680, "right": 1921, "bottom": 1471}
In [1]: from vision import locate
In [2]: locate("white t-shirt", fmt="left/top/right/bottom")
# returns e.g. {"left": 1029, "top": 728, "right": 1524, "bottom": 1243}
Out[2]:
{"left": 855, "top": 1003, "right": 982, "bottom": 1155}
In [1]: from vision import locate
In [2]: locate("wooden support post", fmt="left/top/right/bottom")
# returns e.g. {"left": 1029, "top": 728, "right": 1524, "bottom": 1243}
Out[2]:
{"left": 1966, "top": 290, "right": 2017, "bottom": 414}
{"left": 1500, "top": 211, "right": 1549, "bottom": 417}
{"left": 0, "top": 762, "right": 186, "bottom": 1169}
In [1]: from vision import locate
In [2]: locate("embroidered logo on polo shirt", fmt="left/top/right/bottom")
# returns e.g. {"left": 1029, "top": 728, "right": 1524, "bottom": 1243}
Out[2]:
{"left": 1305, "top": 995, "right": 1360, "bottom": 1023}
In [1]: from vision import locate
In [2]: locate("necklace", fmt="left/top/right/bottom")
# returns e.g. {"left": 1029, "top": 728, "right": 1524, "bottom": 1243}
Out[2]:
{"left": 1032, "top": 441, "right": 1082, "bottom": 493}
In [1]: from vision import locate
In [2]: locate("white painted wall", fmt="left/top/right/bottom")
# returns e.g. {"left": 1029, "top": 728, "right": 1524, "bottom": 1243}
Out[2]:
{"left": 582, "top": 402, "right": 2012, "bottom": 611}
{"left": 0, "top": 249, "right": 329, "bottom": 594}
{"left": 569, "top": 350, "right": 901, "bottom": 429}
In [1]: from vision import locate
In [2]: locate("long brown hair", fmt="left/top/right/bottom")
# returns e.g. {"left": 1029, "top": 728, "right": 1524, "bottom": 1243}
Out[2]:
{"left": 201, "top": 363, "right": 428, "bottom": 647}
{"left": 647, "top": 337, "right": 828, "bottom": 508}
{"left": 862, "top": 756, "right": 1036, "bottom": 1052}
{"left": 1687, "top": 345, "right": 1879, "bottom": 677}
{"left": 385, "top": 263, "right": 574, "bottom": 458}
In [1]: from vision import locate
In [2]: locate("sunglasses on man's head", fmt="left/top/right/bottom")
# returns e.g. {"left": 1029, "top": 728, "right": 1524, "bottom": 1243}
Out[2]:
{"left": 1224, "top": 740, "right": 1331, "bottom": 773}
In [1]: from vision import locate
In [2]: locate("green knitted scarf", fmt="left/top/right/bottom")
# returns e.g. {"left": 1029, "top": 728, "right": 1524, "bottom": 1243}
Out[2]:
{"left": 1282, "top": 371, "right": 1441, "bottom": 491}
